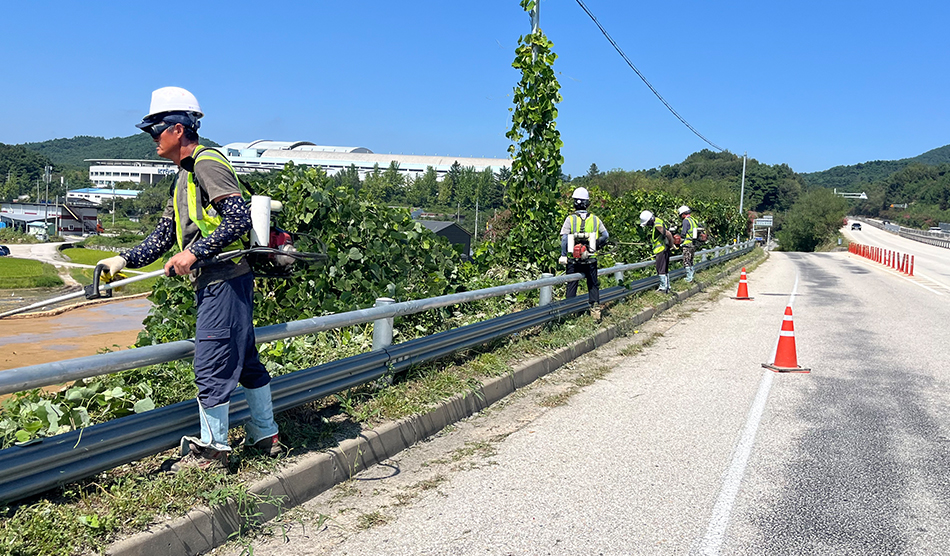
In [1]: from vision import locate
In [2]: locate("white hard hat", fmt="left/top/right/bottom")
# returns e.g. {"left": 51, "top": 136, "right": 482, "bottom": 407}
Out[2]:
{"left": 136, "top": 87, "right": 203, "bottom": 130}
{"left": 639, "top": 210, "right": 654, "bottom": 228}
{"left": 572, "top": 187, "right": 590, "bottom": 201}
{"left": 678, "top": 205, "right": 691, "bottom": 216}
{"left": 145, "top": 87, "right": 203, "bottom": 119}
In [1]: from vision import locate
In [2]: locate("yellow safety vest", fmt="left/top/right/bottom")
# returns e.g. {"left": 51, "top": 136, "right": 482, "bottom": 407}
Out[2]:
{"left": 172, "top": 145, "right": 248, "bottom": 254}
{"left": 650, "top": 217, "right": 668, "bottom": 254}
{"left": 683, "top": 215, "right": 699, "bottom": 245}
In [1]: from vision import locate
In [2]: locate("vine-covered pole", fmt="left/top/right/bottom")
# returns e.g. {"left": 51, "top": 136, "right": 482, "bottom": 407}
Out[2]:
{"left": 531, "top": 0, "right": 539, "bottom": 61}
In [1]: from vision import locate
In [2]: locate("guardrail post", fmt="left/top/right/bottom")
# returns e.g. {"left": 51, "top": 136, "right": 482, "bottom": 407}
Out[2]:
{"left": 612, "top": 264, "right": 624, "bottom": 286}
{"left": 539, "top": 273, "right": 553, "bottom": 306}
{"left": 372, "top": 297, "right": 396, "bottom": 351}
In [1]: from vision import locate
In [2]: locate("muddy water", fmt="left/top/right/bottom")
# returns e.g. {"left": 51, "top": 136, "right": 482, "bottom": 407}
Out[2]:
{"left": 0, "top": 298, "right": 151, "bottom": 372}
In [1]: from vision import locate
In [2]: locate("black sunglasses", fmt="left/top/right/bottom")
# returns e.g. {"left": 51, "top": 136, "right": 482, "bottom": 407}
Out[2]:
{"left": 145, "top": 121, "right": 177, "bottom": 139}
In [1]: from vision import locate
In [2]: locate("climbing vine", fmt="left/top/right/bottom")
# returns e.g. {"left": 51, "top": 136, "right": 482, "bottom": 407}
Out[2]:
{"left": 484, "top": 0, "right": 564, "bottom": 272}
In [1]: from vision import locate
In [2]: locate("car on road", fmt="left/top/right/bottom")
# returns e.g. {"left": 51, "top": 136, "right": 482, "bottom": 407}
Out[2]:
{"left": 851, "top": 223, "right": 862, "bottom": 230}
{"left": 0, "top": 245, "right": 9, "bottom": 256}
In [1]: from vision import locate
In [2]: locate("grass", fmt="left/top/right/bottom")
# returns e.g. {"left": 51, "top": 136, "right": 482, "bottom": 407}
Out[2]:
{"left": 0, "top": 247, "right": 766, "bottom": 556}
{"left": 0, "top": 258, "right": 63, "bottom": 289}
{"left": 61, "top": 247, "right": 165, "bottom": 295}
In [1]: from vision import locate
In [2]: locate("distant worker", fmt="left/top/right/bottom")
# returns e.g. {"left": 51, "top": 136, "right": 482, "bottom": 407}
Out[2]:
{"left": 677, "top": 205, "right": 701, "bottom": 283}
{"left": 98, "top": 86, "right": 281, "bottom": 472}
{"left": 559, "top": 187, "right": 609, "bottom": 321}
{"left": 639, "top": 210, "right": 675, "bottom": 293}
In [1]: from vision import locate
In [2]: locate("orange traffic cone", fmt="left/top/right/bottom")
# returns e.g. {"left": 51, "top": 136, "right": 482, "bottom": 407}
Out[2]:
{"left": 731, "top": 268, "right": 754, "bottom": 300}
{"left": 762, "top": 306, "right": 810, "bottom": 373}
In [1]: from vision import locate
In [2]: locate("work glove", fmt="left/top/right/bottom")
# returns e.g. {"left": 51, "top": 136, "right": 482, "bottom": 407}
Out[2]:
{"left": 558, "top": 256, "right": 568, "bottom": 265}
{"left": 99, "top": 255, "right": 127, "bottom": 276}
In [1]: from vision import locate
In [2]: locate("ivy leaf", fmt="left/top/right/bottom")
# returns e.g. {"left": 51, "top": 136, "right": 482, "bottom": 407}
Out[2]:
{"left": 133, "top": 398, "right": 156, "bottom": 414}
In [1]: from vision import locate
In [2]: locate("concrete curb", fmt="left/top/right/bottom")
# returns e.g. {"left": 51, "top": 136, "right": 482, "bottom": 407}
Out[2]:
{"left": 107, "top": 251, "right": 764, "bottom": 556}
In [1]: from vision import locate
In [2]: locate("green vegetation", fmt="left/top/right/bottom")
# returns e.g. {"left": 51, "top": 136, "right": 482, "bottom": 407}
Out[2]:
{"left": 62, "top": 247, "right": 164, "bottom": 295}
{"left": 0, "top": 143, "right": 55, "bottom": 203}
{"left": 490, "top": 2, "right": 564, "bottom": 272}
{"left": 0, "top": 248, "right": 763, "bottom": 556}
{"left": 775, "top": 188, "right": 849, "bottom": 252}
{"left": 21, "top": 134, "right": 220, "bottom": 168}
{"left": 0, "top": 258, "right": 63, "bottom": 289}
{"left": 801, "top": 144, "right": 950, "bottom": 190}
{"left": 802, "top": 144, "right": 950, "bottom": 230}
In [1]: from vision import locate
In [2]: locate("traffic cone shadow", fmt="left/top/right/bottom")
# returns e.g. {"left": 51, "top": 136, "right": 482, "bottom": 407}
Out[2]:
{"left": 762, "top": 306, "right": 810, "bottom": 373}
{"left": 731, "top": 268, "right": 754, "bottom": 300}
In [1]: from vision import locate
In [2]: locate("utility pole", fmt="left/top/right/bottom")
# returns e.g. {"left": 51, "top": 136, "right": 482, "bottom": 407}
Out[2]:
{"left": 531, "top": 1, "right": 540, "bottom": 61}
{"left": 739, "top": 152, "right": 747, "bottom": 241}
{"left": 474, "top": 198, "right": 479, "bottom": 244}
{"left": 739, "top": 152, "right": 747, "bottom": 214}
{"left": 44, "top": 166, "right": 51, "bottom": 233}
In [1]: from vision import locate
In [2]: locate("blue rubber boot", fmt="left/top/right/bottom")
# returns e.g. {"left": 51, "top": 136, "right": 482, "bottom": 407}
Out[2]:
{"left": 686, "top": 267, "right": 695, "bottom": 283}
{"left": 179, "top": 400, "right": 231, "bottom": 457}
{"left": 243, "top": 384, "right": 279, "bottom": 446}
{"left": 198, "top": 401, "right": 232, "bottom": 451}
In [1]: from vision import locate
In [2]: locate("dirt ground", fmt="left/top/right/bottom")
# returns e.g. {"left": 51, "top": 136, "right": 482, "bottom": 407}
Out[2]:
{"left": 0, "top": 297, "right": 150, "bottom": 372}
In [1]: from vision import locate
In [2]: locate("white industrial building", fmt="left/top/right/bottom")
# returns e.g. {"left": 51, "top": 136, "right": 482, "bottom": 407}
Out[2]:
{"left": 66, "top": 188, "right": 141, "bottom": 205}
{"left": 87, "top": 140, "right": 511, "bottom": 186}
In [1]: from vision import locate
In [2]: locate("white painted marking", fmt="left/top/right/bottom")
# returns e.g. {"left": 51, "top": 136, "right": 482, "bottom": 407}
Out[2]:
{"left": 698, "top": 273, "right": 799, "bottom": 554}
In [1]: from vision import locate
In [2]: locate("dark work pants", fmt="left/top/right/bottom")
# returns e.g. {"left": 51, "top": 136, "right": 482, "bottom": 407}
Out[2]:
{"left": 655, "top": 249, "right": 671, "bottom": 275}
{"left": 565, "top": 259, "right": 600, "bottom": 306}
{"left": 194, "top": 272, "right": 271, "bottom": 408}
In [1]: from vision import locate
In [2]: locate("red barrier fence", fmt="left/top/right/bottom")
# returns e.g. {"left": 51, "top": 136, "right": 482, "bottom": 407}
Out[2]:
{"left": 849, "top": 242, "right": 914, "bottom": 276}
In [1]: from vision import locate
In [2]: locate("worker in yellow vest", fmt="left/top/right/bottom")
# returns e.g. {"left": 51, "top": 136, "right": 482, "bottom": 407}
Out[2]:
{"left": 677, "top": 205, "right": 701, "bottom": 283}
{"left": 98, "top": 87, "right": 281, "bottom": 472}
{"left": 639, "top": 209, "right": 675, "bottom": 293}
{"left": 558, "top": 187, "right": 609, "bottom": 321}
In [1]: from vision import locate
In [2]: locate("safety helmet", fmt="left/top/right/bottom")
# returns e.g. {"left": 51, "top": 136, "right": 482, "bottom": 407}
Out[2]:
{"left": 639, "top": 210, "right": 654, "bottom": 228}
{"left": 136, "top": 87, "right": 203, "bottom": 131}
{"left": 678, "top": 205, "right": 691, "bottom": 216}
{"left": 572, "top": 187, "right": 590, "bottom": 210}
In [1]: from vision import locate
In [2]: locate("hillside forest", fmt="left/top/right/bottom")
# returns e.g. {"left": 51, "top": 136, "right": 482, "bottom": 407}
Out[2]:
{"left": 3, "top": 132, "right": 950, "bottom": 249}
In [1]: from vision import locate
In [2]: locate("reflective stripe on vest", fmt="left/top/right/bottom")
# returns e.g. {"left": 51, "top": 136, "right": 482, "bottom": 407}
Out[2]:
{"left": 569, "top": 213, "right": 600, "bottom": 252}
{"left": 173, "top": 145, "right": 248, "bottom": 253}
{"left": 651, "top": 217, "right": 667, "bottom": 254}
{"left": 683, "top": 215, "right": 699, "bottom": 245}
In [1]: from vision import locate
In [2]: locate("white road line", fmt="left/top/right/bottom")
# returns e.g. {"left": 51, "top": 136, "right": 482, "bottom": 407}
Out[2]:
{"left": 698, "top": 274, "right": 799, "bottom": 555}
{"left": 914, "top": 271, "right": 950, "bottom": 293}
{"left": 849, "top": 255, "right": 945, "bottom": 296}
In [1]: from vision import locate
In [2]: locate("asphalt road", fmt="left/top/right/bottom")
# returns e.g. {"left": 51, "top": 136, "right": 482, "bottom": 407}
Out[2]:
{"left": 843, "top": 222, "right": 950, "bottom": 295}
{"left": 213, "top": 246, "right": 950, "bottom": 556}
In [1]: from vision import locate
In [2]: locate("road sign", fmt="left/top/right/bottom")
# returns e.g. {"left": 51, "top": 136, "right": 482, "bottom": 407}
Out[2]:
{"left": 754, "top": 217, "right": 773, "bottom": 227}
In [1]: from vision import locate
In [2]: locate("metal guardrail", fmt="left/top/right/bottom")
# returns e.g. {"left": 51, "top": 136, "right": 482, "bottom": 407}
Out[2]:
{"left": 897, "top": 228, "right": 950, "bottom": 249}
{"left": 854, "top": 217, "right": 950, "bottom": 248}
{"left": 0, "top": 242, "right": 753, "bottom": 503}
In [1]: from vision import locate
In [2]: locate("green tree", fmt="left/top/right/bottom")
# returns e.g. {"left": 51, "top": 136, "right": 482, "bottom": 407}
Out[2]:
{"left": 487, "top": 0, "right": 563, "bottom": 271}
{"left": 333, "top": 164, "right": 362, "bottom": 192}
{"left": 775, "top": 188, "right": 848, "bottom": 251}
{"left": 382, "top": 161, "right": 405, "bottom": 203}
{"left": 361, "top": 163, "right": 387, "bottom": 201}
{"left": 408, "top": 166, "right": 438, "bottom": 207}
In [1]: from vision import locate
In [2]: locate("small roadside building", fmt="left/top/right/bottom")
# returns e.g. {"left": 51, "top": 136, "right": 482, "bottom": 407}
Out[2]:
{"left": 0, "top": 202, "right": 99, "bottom": 235}
{"left": 417, "top": 220, "right": 472, "bottom": 258}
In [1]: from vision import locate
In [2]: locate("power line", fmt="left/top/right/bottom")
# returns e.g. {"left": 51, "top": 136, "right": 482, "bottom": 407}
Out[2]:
{"left": 573, "top": 0, "right": 724, "bottom": 152}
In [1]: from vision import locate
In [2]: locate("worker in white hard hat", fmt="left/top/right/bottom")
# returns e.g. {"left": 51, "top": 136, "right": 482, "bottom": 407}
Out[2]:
{"left": 639, "top": 209, "right": 675, "bottom": 293}
{"left": 677, "top": 205, "right": 701, "bottom": 283}
{"left": 98, "top": 86, "right": 281, "bottom": 472}
{"left": 558, "top": 187, "right": 609, "bottom": 322}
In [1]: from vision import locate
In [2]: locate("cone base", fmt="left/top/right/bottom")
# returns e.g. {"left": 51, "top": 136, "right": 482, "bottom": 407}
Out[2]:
{"left": 731, "top": 296, "right": 754, "bottom": 300}
{"left": 762, "top": 363, "right": 810, "bottom": 373}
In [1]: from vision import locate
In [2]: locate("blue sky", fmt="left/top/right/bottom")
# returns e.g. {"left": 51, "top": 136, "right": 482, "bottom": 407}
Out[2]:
{"left": 1, "top": 0, "right": 947, "bottom": 177}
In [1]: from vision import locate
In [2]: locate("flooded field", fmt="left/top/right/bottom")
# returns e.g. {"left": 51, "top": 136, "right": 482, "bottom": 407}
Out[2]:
{"left": 0, "top": 296, "right": 151, "bottom": 372}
